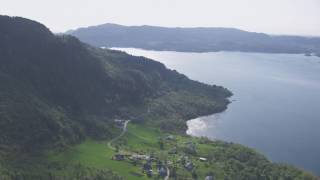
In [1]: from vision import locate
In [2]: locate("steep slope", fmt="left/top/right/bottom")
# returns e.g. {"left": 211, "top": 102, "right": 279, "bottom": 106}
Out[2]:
{"left": 69, "top": 23, "right": 320, "bottom": 56}
{"left": 0, "top": 15, "right": 231, "bottom": 152}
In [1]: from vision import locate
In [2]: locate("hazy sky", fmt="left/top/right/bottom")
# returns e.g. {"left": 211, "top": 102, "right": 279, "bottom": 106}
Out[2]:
{"left": 1, "top": 0, "right": 320, "bottom": 36}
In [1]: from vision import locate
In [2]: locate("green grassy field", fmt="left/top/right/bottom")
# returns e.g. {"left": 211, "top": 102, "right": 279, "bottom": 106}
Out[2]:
{"left": 46, "top": 123, "right": 317, "bottom": 180}
{"left": 48, "top": 138, "right": 148, "bottom": 180}
{"left": 47, "top": 123, "right": 206, "bottom": 179}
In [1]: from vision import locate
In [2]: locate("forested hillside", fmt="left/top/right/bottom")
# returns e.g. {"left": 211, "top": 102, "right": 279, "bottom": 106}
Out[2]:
{"left": 0, "top": 15, "right": 230, "bottom": 152}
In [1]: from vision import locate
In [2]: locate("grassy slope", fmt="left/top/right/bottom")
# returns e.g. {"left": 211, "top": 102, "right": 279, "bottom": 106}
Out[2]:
{"left": 46, "top": 123, "right": 317, "bottom": 180}
{"left": 47, "top": 124, "right": 162, "bottom": 180}
{"left": 48, "top": 140, "right": 145, "bottom": 180}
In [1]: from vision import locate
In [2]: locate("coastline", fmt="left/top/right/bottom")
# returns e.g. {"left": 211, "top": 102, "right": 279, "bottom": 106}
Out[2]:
{"left": 111, "top": 47, "right": 320, "bottom": 58}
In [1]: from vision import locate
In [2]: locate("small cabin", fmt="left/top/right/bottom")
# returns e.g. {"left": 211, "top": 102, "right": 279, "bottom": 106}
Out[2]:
{"left": 158, "top": 166, "right": 167, "bottom": 177}
{"left": 199, "top": 157, "right": 208, "bottom": 162}
{"left": 146, "top": 169, "right": 153, "bottom": 177}
{"left": 112, "top": 154, "right": 125, "bottom": 161}
{"left": 130, "top": 154, "right": 150, "bottom": 161}
{"left": 184, "top": 162, "right": 194, "bottom": 171}
{"left": 165, "top": 135, "right": 175, "bottom": 141}
{"left": 205, "top": 176, "right": 214, "bottom": 180}
{"left": 143, "top": 161, "right": 152, "bottom": 171}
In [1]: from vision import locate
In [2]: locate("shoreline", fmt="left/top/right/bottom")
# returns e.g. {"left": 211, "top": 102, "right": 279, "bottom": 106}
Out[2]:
{"left": 111, "top": 47, "right": 320, "bottom": 58}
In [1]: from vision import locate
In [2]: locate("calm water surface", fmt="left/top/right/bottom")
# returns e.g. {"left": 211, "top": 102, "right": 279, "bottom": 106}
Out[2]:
{"left": 114, "top": 48, "right": 320, "bottom": 175}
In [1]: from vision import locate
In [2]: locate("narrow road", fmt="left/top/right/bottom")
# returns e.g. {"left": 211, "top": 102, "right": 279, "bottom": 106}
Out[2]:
{"left": 108, "top": 120, "right": 130, "bottom": 150}
{"left": 109, "top": 120, "right": 169, "bottom": 180}
{"left": 164, "top": 167, "right": 170, "bottom": 180}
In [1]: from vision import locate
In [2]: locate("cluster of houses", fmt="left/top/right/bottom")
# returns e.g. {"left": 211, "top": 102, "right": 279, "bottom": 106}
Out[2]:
{"left": 112, "top": 153, "right": 168, "bottom": 178}
{"left": 142, "top": 159, "right": 168, "bottom": 178}
{"left": 110, "top": 132, "right": 214, "bottom": 179}
{"left": 176, "top": 154, "right": 208, "bottom": 173}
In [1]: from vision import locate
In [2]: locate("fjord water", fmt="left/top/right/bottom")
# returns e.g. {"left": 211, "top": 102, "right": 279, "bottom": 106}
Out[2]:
{"left": 114, "top": 48, "right": 320, "bottom": 175}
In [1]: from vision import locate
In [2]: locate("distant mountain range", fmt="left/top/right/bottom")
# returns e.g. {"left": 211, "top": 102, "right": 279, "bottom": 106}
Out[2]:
{"left": 68, "top": 23, "right": 320, "bottom": 56}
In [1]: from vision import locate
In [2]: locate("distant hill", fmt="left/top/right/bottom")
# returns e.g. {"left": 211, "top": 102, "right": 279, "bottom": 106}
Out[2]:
{"left": 69, "top": 23, "right": 320, "bottom": 56}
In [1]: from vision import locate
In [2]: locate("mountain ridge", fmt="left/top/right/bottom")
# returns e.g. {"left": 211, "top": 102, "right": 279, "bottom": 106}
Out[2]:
{"left": 68, "top": 23, "right": 320, "bottom": 56}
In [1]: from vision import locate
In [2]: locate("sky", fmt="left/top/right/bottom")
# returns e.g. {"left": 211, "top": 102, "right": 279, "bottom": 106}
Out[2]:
{"left": 1, "top": 0, "right": 320, "bottom": 36}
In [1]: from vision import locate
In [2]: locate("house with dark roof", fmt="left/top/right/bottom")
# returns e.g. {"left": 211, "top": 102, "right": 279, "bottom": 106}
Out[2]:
{"left": 158, "top": 166, "right": 167, "bottom": 177}
{"left": 143, "top": 161, "right": 152, "bottom": 171}
{"left": 205, "top": 175, "right": 214, "bottom": 180}
{"left": 184, "top": 162, "right": 194, "bottom": 171}
{"left": 112, "top": 154, "right": 125, "bottom": 161}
